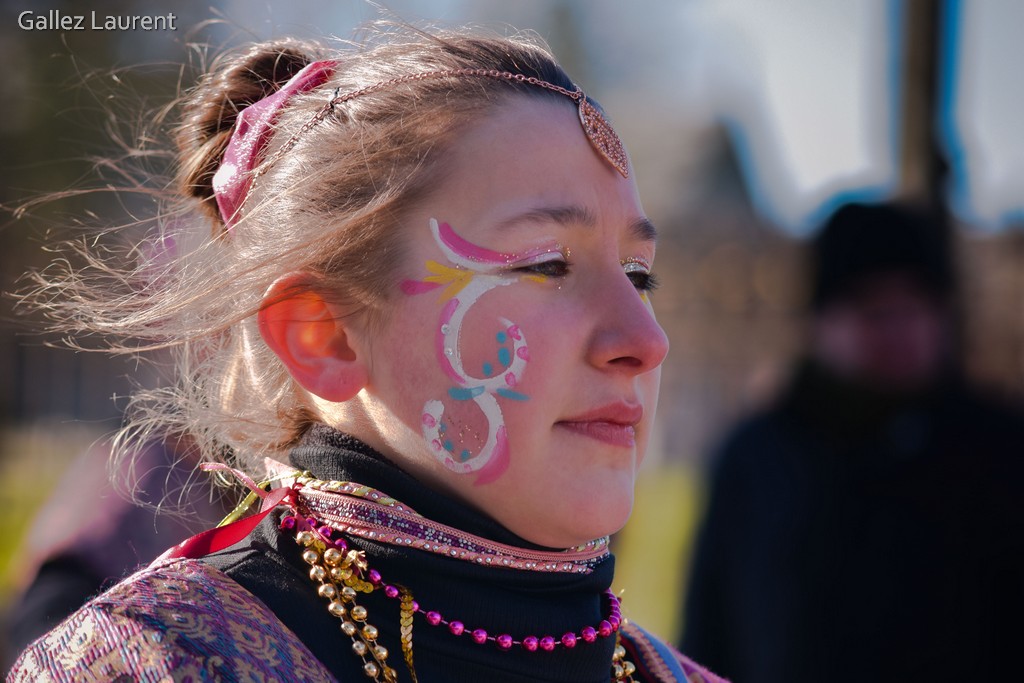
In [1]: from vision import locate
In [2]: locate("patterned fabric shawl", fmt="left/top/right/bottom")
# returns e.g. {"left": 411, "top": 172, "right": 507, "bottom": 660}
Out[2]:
{"left": 10, "top": 556, "right": 725, "bottom": 682}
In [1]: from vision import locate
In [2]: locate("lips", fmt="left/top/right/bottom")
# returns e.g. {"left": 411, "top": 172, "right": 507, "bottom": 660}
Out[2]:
{"left": 556, "top": 403, "right": 643, "bottom": 448}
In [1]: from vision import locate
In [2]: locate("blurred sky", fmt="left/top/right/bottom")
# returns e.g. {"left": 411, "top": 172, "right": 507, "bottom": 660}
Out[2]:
{"left": 112, "top": 0, "right": 1019, "bottom": 233}
{"left": 941, "top": 0, "right": 1024, "bottom": 229}
{"left": 208, "top": 0, "right": 897, "bottom": 232}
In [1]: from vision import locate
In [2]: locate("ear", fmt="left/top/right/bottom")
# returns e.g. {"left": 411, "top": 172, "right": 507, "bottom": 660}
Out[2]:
{"left": 258, "top": 274, "right": 369, "bottom": 403}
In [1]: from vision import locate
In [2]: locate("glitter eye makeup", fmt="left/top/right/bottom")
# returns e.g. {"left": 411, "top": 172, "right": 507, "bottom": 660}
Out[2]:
{"left": 511, "top": 248, "right": 566, "bottom": 268}
{"left": 621, "top": 256, "right": 651, "bottom": 272}
{"left": 621, "top": 257, "right": 659, "bottom": 295}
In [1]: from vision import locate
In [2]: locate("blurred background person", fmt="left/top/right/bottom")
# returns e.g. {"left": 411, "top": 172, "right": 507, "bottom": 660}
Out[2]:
{"left": 679, "top": 201, "right": 1024, "bottom": 682}
{"left": 5, "top": 437, "right": 228, "bottom": 656}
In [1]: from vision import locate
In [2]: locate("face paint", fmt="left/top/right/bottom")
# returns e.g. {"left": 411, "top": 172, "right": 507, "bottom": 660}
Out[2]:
{"left": 402, "top": 218, "right": 548, "bottom": 485}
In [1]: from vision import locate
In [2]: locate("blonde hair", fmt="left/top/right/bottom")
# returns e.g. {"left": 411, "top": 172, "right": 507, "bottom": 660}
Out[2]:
{"left": 23, "top": 26, "right": 581, "bottom": 479}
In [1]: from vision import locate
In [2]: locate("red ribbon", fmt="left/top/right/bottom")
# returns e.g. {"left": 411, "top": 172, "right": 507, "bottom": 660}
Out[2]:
{"left": 155, "top": 482, "right": 296, "bottom": 562}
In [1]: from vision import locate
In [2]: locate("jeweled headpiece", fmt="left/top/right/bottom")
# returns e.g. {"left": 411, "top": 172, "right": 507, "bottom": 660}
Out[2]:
{"left": 212, "top": 60, "right": 629, "bottom": 229}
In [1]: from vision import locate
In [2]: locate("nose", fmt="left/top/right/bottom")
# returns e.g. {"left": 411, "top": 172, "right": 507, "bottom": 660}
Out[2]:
{"left": 586, "top": 276, "right": 670, "bottom": 374}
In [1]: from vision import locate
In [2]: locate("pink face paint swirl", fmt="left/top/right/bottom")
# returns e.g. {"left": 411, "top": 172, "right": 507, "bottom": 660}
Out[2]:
{"left": 437, "top": 221, "right": 518, "bottom": 265}
{"left": 431, "top": 219, "right": 561, "bottom": 272}
{"left": 404, "top": 218, "right": 534, "bottom": 485}
{"left": 473, "top": 426, "right": 510, "bottom": 485}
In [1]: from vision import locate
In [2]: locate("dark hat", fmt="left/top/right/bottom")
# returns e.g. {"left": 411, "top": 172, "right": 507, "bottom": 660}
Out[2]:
{"left": 810, "top": 202, "right": 955, "bottom": 310}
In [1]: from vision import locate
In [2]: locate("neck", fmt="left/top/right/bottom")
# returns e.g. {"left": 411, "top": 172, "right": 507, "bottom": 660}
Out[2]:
{"left": 284, "top": 423, "right": 620, "bottom": 683}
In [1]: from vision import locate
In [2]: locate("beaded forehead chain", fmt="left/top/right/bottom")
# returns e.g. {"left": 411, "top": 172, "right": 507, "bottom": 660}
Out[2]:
{"left": 213, "top": 60, "right": 629, "bottom": 229}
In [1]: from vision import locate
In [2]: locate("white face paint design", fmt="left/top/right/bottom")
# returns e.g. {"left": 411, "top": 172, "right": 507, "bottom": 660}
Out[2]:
{"left": 401, "top": 218, "right": 545, "bottom": 485}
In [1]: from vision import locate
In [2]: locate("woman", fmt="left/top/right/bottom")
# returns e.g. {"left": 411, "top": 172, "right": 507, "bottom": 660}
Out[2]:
{"left": 9, "top": 27, "right": 724, "bottom": 682}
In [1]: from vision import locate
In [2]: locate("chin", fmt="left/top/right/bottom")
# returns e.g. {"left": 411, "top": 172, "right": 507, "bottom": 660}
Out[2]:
{"left": 523, "top": 484, "right": 635, "bottom": 549}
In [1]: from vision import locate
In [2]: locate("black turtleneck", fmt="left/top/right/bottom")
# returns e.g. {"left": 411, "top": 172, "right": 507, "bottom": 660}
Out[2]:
{"left": 203, "top": 424, "right": 618, "bottom": 683}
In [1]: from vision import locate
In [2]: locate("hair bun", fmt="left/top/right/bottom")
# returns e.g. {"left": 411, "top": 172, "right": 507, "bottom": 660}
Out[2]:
{"left": 177, "top": 40, "right": 321, "bottom": 224}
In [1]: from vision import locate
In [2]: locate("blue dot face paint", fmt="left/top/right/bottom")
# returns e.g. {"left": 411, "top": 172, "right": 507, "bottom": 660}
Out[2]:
{"left": 401, "top": 218, "right": 553, "bottom": 486}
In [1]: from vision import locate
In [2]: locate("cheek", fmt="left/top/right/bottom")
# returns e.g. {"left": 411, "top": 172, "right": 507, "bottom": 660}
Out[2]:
{"left": 392, "top": 319, "right": 435, "bottom": 371}
{"left": 374, "top": 304, "right": 440, "bottom": 409}
{"left": 636, "top": 368, "right": 663, "bottom": 465}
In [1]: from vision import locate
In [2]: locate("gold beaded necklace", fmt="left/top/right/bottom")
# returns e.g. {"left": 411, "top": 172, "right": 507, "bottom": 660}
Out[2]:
{"left": 288, "top": 491, "right": 638, "bottom": 682}
{"left": 296, "top": 527, "right": 397, "bottom": 681}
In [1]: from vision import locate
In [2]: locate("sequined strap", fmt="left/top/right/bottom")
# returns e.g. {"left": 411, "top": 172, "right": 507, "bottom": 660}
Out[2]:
{"left": 295, "top": 478, "right": 609, "bottom": 574}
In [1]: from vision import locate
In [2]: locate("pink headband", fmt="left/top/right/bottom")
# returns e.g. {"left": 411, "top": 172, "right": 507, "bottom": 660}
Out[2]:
{"left": 211, "top": 61, "right": 630, "bottom": 231}
{"left": 212, "top": 59, "right": 337, "bottom": 229}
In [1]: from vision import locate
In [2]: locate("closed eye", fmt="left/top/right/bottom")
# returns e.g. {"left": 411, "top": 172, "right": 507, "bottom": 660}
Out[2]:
{"left": 511, "top": 251, "right": 571, "bottom": 280}
{"left": 517, "top": 260, "right": 570, "bottom": 278}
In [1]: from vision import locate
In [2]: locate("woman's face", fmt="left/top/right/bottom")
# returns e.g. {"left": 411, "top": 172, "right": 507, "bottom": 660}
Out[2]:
{"left": 357, "top": 96, "right": 668, "bottom": 548}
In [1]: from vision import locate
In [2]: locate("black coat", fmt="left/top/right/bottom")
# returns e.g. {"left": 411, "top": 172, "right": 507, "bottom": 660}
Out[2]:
{"left": 681, "top": 361, "right": 1024, "bottom": 682}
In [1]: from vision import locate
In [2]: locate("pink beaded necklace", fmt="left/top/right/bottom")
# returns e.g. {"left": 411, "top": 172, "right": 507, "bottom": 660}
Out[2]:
{"left": 284, "top": 475, "right": 637, "bottom": 682}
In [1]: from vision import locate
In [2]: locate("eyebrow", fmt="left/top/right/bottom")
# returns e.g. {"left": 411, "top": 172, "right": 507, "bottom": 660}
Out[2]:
{"left": 629, "top": 217, "right": 658, "bottom": 242}
{"left": 495, "top": 204, "right": 658, "bottom": 242}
